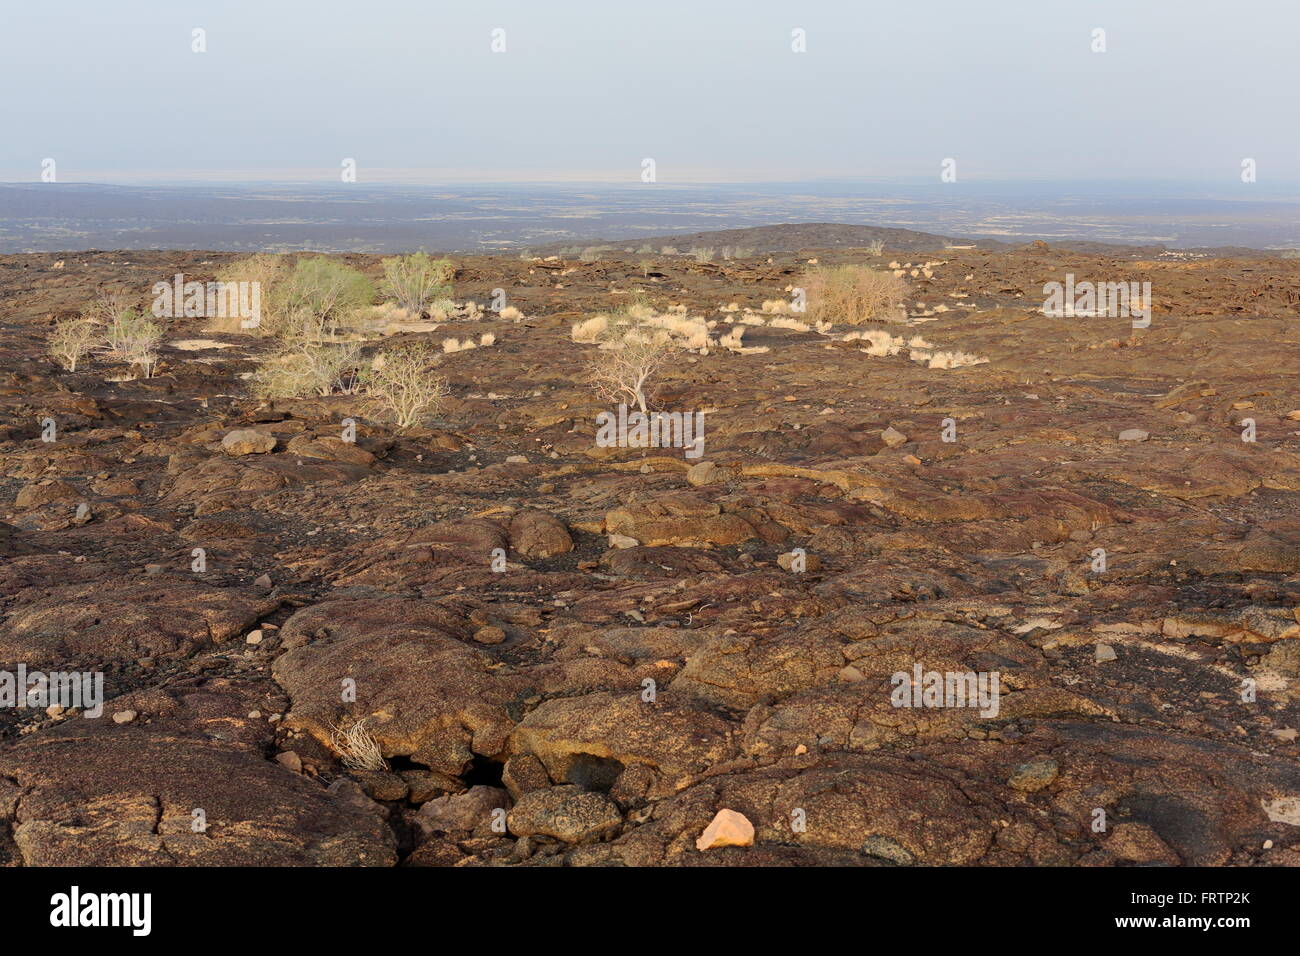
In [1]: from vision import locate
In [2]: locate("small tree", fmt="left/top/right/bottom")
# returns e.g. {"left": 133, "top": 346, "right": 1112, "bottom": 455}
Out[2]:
{"left": 48, "top": 318, "right": 99, "bottom": 371}
{"left": 362, "top": 342, "right": 449, "bottom": 430}
{"left": 587, "top": 315, "right": 673, "bottom": 414}
{"left": 380, "top": 252, "right": 454, "bottom": 315}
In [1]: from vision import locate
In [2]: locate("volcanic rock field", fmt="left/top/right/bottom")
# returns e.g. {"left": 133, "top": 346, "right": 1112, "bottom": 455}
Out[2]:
{"left": 1, "top": 241, "right": 1299, "bottom": 866}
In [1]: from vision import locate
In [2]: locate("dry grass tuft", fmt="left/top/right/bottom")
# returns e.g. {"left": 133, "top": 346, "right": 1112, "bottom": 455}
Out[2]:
{"left": 329, "top": 718, "right": 388, "bottom": 772}
{"left": 801, "top": 264, "right": 908, "bottom": 325}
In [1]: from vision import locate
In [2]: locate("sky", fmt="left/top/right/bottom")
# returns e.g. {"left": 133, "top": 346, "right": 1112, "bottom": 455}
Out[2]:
{"left": 2, "top": 0, "right": 1298, "bottom": 185}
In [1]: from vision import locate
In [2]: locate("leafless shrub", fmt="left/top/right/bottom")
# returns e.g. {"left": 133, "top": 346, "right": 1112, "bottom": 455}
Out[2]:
{"left": 586, "top": 312, "right": 674, "bottom": 413}
{"left": 361, "top": 342, "right": 449, "bottom": 430}
{"left": 84, "top": 289, "right": 136, "bottom": 328}
{"left": 48, "top": 319, "right": 99, "bottom": 372}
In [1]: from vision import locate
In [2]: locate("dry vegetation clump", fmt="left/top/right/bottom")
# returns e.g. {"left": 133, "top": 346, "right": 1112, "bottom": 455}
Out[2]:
{"left": 916, "top": 349, "right": 988, "bottom": 369}
{"left": 837, "top": 328, "right": 987, "bottom": 368}
{"left": 801, "top": 264, "right": 908, "bottom": 324}
{"left": 47, "top": 318, "right": 99, "bottom": 371}
{"left": 717, "top": 324, "right": 747, "bottom": 350}
{"left": 251, "top": 341, "right": 363, "bottom": 399}
{"left": 329, "top": 719, "right": 388, "bottom": 772}
{"left": 103, "top": 308, "right": 164, "bottom": 377}
{"left": 380, "top": 252, "right": 454, "bottom": 315}
{"left": 361, "top": 342, "right": 449, "bottom": 429}
{"left": 214, "top": 254, "right": 289, "bottom": 333}
{"left": 84, "top": 289, "right": 138, "bottom": 327}
{"left": 571, "top": 315, "right": 609, "bottom": 343}
{"left": 767, "top": 316, "right": 810, "bottom": 332}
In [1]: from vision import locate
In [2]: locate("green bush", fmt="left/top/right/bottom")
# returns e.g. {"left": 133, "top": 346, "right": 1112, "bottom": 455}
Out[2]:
{"left": 271, "top": 257, "right": 374, "bottom": 343}
{"left": 380, "top": 253, "right": 454, "bottom": 315}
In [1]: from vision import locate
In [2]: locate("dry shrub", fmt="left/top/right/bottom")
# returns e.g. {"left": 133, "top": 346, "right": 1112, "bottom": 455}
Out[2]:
{"left": 252, "top": 341, "right": 363, "bottom": 399}
{"left": 48, "top": 319, "right": 99, "bottom": 372}
{"left": 214, "top": 254, "right": 288, "bottom": 333}
{"left": 918, "top": 349, "right": 988, "bottom": 370}
{"left": 103, "top": 309, "right": 164, "bottom": 377}
{"left": 587, "top": 314, "right": 674, "bottom": 413}
{"left": 718, "top": 325, "right": 746, "bottom": 350}
{"left": 361, "top": 342, "right": 449, "bottom": 430}
{"left": 801, "top": 264, "right": 908, "bottom": 324}
{"left": 767, "top": 316, "right": 810, "bottom": 332}
{"left": 571, "top": 316, "right": 608, "bottom": 343}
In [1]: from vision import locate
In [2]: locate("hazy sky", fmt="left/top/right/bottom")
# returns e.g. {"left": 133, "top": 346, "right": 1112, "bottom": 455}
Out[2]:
{"left": 2, "top": 0, "right": 1297, "bottom": 184}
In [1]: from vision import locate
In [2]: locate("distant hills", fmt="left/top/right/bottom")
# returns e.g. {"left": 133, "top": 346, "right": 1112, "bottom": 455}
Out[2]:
{"left": 534, "top": 222, "right": 1275, "bottom": 259}
{"left": 531, "top": 222, "right": 982, "bottom": 254}
{"left": 0, "top": 182, "right": 1284, "bottom": 257}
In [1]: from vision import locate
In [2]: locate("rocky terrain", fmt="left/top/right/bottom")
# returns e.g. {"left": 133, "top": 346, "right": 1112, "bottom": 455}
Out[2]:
{"left": 1, "top": 237, "right": 1299, "bottom": 867}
